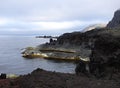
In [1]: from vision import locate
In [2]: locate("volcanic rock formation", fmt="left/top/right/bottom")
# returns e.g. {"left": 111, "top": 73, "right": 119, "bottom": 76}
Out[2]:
{"left": 107, "top": 9, "right": 120, "bottom": 28}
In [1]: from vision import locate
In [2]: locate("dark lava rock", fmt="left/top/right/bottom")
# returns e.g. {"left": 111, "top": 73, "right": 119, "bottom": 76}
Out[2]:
{"left": 89, "top": 34, "right": 120, "bottom": 78}
{"left": 16, "top": 68, "right": 120, "bottom": 88}
{"left": 56, "top": 31, "right": 98, "bottom": 49}
{"left": 0, "top": 73, "right": 6, "bottom": 79}
{"left": 107, "top": 9, "right": 120, "bottom": 28}
{"left": 75, "top": 31, "right": 120, "bottom": 79}
{"left": 57, "top": 32, "right": 83, "bottom": 45}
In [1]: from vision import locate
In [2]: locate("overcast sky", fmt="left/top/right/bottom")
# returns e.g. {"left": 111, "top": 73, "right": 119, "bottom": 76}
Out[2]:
{"left": 0, "top": 0, "right": 120, "bottom": 35}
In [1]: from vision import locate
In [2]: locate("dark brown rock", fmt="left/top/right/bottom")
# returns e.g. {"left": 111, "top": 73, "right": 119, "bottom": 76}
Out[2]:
{"left": 0, "top": 73, "right": 6, "bottom": 79}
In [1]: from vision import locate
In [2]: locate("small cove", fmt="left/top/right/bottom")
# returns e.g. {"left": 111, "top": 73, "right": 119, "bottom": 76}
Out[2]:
{"left": 0, "top": 36, "right": 76, "bottom": 75}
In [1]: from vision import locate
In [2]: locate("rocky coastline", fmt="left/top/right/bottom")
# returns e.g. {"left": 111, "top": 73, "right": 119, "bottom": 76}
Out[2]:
{"left": 22, "top": 9, "right": 120, "bottom": 78}
{"left": 1, "top": 10, "right": 120, "bottom": 88}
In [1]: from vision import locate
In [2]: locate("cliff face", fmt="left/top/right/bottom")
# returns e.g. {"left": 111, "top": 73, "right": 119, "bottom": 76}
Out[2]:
{"left": 107, "top": 9, "right": 120, "bottom": 28}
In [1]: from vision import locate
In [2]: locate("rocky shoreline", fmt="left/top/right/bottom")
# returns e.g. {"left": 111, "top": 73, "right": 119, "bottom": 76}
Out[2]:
{"left": 0, "top": 68, "right": 120, "bottom": 88}
{"left": 1, "top": 9, "right": 120, "bottom": 88}
{"left": 22, "top": 9, "right": 120, "bottom": 78}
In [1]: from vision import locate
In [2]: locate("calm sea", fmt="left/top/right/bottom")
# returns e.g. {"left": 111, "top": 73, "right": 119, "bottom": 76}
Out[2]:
{"left": 0, "top": 35, "right": 76, "bottom": 75}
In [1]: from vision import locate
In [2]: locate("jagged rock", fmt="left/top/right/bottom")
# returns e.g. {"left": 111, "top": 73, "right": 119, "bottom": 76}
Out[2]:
{"left": 89, "top": 34, "right": 120, "bottom": 78}
{"left": 107, "top": 9, "right": 120, "bottom": 28}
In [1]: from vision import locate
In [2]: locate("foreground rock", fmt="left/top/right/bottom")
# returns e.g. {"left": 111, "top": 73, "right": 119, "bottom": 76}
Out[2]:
{"left": 11, "top": 68, "right": 120, "bottom": 88}
{"left": 1, "top": 68, "right": 120, "bottom": 88}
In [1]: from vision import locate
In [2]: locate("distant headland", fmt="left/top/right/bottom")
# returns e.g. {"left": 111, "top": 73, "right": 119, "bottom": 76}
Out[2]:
{"left": 36, "top": 35, "right": 58, "bottom": 38}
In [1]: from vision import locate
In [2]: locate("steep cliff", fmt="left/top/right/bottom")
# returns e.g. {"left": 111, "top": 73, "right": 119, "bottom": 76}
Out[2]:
{"left": 107, "top": 9, "right": 120, "bottom": 28}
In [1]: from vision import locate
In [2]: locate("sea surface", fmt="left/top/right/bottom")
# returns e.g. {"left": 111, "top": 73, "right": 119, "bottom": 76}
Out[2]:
{"left": 0, "top": 35, "right": 76, "bottom": 75}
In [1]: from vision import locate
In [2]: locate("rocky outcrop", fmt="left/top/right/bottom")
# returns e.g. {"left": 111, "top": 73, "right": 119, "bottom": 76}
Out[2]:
{"left": 75, "top": 10, "right": 120, "bottom": 76}
{"left": 56, "top": 31, "right": 97, "bottom": 49}
{"left": 57, "top": 32, "right": 83, "bottom": 45}
{"left": 107, "top": 9, "right": 120, "bottom": 28}
{"left": 89, "top": 33, "right": 120, "bottom": 78}
{"left": 75, "top": 32, "right": 120, "bottom": 78}
{"left": 74, "top": 24, "right": 120, "bottom": 77}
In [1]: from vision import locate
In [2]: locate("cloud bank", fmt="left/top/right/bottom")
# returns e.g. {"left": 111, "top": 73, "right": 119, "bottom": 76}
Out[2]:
{"left": 0, "top": 0, "right": 120, "bottom": 35}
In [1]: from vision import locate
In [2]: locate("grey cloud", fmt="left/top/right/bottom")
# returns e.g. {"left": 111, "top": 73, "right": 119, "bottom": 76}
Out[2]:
{"left": 0, "top": 0, "right": 120, "bottom": 35}
{"left": 0, "top": 21, "right": 36, "bottom": 31}
{"left": 0, "top": 0, "right": 119, "bottom": 21}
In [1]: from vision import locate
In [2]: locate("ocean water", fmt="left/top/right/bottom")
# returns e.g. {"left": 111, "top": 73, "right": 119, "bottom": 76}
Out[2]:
{"left": 0, "top": 35, "right": 76, "bottom": 75}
